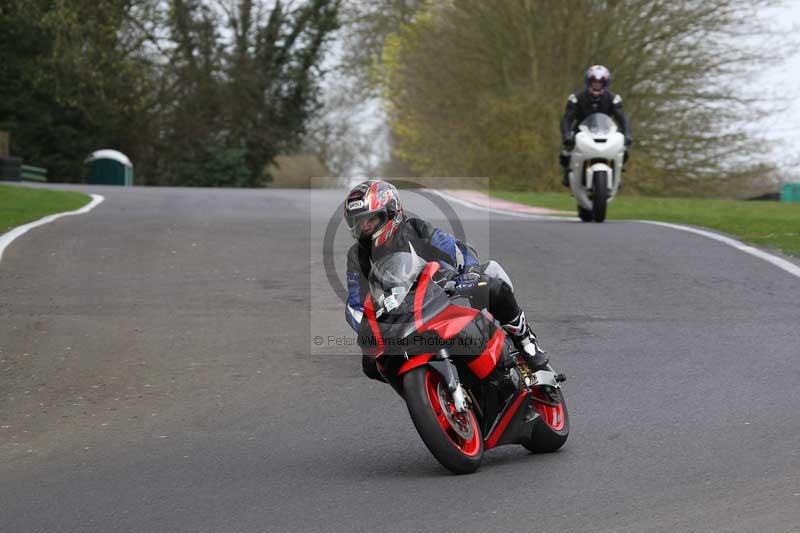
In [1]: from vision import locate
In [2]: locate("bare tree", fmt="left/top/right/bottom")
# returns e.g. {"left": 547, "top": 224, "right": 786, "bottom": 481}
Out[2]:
{"left": 303, "top": 0, "right": 423, "bottom": 177}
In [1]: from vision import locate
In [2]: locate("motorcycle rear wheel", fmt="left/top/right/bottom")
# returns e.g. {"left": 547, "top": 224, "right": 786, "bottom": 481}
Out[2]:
{"left": 404, "top": 367, "right": 483, "bottom": 474}
{"left": 523, "top": 386, "right": 569, "bottom": 453}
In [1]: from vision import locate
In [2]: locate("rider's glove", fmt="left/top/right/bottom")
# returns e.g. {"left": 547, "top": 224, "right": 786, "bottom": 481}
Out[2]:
{"left": 563, "top": 137, "right": 575, "bottom": 150}
{"left": 624, "top": 136, "right": 633, "bottom": 148}
{"left": 452, "top": 266, "right": 482, "bottom": 292}
{"left": 440, "top": 265, "right": 482, "bottom": 294}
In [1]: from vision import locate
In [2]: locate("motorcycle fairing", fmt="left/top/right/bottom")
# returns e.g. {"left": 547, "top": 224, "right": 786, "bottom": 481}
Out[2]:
{"left": 396, "top": 353, "right": 434, "bottom": 375}
{"left": 484, "top": 389, "right": 537, "bottom": 450}
{"left": 361, "top": 260, "right": 506, "bottom": 384}
{"left": 360, "top": 293, "right": 384, "bottom": 359}
{"left": 357, "top": 252, "right": 562, "bottom": 456}
{"left": 466, "top": 328, "right": 504, "bottom": 380}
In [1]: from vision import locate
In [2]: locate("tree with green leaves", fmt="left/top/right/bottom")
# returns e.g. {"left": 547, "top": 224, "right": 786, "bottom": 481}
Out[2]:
{"left": 0, "top": 0, "right": 340, "bottom": 185}
{"left": 378, "top": 0, "right": 787, "bottom": 195}
{"left": 0, "top": 0, "right": 156, "bottom": 180}
{"left": 152, "top": 0, "right": 340, "bottom": 186}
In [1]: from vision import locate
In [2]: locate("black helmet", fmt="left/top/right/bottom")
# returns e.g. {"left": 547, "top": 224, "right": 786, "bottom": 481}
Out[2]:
{"left": 344, "top": 179, "right": 404, "bottom": 247}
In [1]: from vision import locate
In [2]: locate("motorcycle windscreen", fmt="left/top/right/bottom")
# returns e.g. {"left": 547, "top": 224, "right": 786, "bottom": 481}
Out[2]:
{"left": 362, "top": 247, "right": 444, "bottom": 354}
{"left": 371, "top": 277, "right": 451, "bottom": 356}
{"left": 578, "top": 113, "right": 618, "bottom": 136}
{"left": 368, "top": 247, "right": 426, "bottom": 315}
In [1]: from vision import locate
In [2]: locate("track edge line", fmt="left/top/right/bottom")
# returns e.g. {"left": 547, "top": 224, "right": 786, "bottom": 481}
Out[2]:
{"left": 0, "top": 193, "right": 105, "bottom": 264}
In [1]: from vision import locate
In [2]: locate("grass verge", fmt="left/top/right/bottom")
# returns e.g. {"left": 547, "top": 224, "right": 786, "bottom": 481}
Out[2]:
{"left": 493, "top": 191, "right": 800, "bottom": 257}
{"left": 0, "top": 184, "right": 91, "bottom": 234}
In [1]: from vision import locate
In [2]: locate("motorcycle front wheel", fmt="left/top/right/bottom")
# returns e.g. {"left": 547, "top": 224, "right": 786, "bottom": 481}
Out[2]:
{"left": 404, "top": 367, "right": 483, "bottom": 474}
{"left": 592, "top": 171, "right": 608, "bottom": 223}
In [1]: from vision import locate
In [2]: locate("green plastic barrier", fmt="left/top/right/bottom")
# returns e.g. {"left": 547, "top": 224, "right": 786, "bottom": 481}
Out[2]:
{"left": 780, "top": 183, "right": 800, "bottom": 203}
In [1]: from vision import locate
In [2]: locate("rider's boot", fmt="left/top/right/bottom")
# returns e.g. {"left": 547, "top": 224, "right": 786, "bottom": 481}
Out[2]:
{"left": 561, "top": 168, "right": 570, "bottom": 188}
{"left": 501, "top": 311, "right": 549, "bottom": 372}
{"left": 559, "top": 152, "right": 571, "bottom": 188}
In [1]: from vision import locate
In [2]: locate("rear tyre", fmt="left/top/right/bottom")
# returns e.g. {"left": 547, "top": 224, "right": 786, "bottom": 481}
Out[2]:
{"left": 523, "top": 386, "right": 569, "bottom": 453}
{"left": 404, "top": 367, "right": 483, "bottom": 474}
{"left": 592, "top": 171, "right": 608, "bottom": 223}
{"left": 577, "top": 206, "right": 593, "bottom": 222}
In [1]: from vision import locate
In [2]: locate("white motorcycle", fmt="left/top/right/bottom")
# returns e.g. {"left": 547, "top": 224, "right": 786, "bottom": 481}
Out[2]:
{"left": 566, "top": 113, "right": 626, "bottom": 223}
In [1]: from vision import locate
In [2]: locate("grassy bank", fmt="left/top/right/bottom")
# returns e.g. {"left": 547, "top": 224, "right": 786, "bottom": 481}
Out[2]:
{"left": 0, "top": 184, "right": 91, "bottom": 234}
{"left": 493, "top": 191, "right": 800, "bottom": 257}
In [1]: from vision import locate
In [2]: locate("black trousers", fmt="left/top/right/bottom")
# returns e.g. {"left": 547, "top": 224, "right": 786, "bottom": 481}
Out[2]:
{"left": 468, "top": 275, "right": 521, "bottom": 326}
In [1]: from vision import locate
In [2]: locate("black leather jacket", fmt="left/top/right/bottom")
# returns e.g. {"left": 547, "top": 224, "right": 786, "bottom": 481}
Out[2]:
{"left": 560, "top": 89, "right": 632, "bottom": 145}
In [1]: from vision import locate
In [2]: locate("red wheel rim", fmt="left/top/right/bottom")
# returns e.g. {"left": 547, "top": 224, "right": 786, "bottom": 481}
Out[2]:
{"left": 423, "top": 370, "right": 481, "bottom": 457}
{"left": 531, "top": 388, "right": 566, "bottom": 431}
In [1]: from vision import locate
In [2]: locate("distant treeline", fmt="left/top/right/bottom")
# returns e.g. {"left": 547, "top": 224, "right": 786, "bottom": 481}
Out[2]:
{"left": 339, "top": 0, "right": 787, "bottom": 195}
{"left": 0, "top": 1, "right": 789, "bottom": 193}
{"left": 0, "top": 0, "right": 340, "bottom": 185}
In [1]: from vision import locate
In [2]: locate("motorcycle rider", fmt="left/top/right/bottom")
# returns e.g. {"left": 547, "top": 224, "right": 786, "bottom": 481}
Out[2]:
{"left": 343, "top": 179, "right": 549, "bottom": 381}
{"left": 560, "top": 65, "right": 632, "bottom": 187}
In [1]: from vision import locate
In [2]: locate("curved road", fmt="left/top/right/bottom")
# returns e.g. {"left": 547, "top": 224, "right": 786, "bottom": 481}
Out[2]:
{"left": 1, "top": 186, "right": 798, "bottom": 532}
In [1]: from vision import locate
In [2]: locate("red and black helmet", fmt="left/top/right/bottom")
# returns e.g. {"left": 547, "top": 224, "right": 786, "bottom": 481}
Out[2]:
{"left": 344, "top": 179, "right": 404, "bottom": 247}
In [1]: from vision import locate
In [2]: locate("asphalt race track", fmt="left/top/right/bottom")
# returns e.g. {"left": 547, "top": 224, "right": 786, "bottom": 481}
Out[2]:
{"left": 1, "top": 186, "right": 798, "bottom": 532}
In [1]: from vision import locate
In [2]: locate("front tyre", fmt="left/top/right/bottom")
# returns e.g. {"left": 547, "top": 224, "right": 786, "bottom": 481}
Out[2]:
{"left": 404, "top": 367, "right": 483, "bottom": 474}
{"left": 523, "top": 386, "right": 569, "bottom": 453}
{"left": 592, "top": 171, "right": 608, "bottom": 223}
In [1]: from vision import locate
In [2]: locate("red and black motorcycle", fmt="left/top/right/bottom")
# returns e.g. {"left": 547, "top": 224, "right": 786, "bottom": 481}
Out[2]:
{"left": 358, "top": 247, "right": 568, "bottom": 474}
